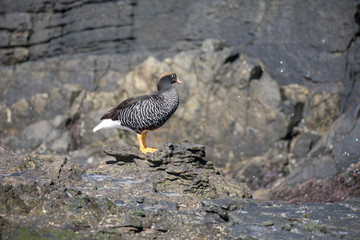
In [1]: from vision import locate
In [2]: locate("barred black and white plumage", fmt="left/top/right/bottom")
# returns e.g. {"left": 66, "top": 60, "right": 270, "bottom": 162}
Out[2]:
{"left": 116, "top": 88, "right": 179, "bottom": 134}
{"left": 93, "top": 72, "right": 181, "bottom": 154}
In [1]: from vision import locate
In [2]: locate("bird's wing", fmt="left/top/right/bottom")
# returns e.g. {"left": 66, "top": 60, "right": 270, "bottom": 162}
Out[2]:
{"left": 100, "top": 93, "right": 157, "bottom": 121}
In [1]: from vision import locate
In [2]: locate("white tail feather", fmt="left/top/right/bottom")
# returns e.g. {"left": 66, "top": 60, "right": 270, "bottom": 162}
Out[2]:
{"left": 92, "top": 119, "right": 121, "bottom": 132}
{"left": 92, "top": 119, "right": 134, "bottom": 133}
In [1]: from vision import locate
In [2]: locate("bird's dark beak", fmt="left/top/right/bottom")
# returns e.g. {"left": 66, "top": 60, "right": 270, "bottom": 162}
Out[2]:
{"left": 176, "top": 78, "right": 182, "bottom": 84}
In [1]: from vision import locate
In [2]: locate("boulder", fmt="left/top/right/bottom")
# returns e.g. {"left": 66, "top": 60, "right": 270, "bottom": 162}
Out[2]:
{"left": 0, "top": 144, "right": 358, "bottom": 239}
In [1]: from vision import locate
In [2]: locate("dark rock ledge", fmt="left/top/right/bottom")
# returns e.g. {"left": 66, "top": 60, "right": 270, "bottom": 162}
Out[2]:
{"left": 0, "top": 141, "right": 359, "bottom": 239}
{"left": 101, "top": 140, "right": 250, "bottom": 200}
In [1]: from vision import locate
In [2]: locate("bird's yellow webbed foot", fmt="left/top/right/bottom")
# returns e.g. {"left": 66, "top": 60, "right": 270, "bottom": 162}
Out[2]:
{"left": 137, "top": 133, "right": 157, "bottom": 154}
{"left": 140, "top": 147, "right": 157, "bottom": 154}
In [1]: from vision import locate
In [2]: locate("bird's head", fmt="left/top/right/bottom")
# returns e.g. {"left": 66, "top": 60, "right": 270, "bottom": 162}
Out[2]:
{"left": 157, "top": 72, "right": 181, "bottom": 92}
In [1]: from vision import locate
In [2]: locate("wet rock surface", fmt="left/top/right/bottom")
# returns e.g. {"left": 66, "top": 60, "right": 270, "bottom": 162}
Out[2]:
{"left": 1, "top": 142, "right": 359, "bottom": 239}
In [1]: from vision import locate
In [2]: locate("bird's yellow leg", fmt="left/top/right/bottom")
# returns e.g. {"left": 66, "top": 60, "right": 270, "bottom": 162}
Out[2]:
{"left": 137, "top": 133, "right": 157, "bottom": 154}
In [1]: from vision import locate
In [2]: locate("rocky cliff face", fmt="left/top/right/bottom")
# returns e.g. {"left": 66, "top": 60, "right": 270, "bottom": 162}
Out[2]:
{"left": 0, "top": 0, "right": 359, "bottom": 217}
{"left": 1, "top": 1, "right": 358, "bottom": 101}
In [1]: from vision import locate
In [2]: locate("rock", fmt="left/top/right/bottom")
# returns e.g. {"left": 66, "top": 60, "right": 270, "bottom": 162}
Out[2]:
{"left": 102, "top": 140, "right": 251, "bottom": 199}
{"left": 227, "top": 140, "right": 290, "bottom": 191}
{"left": 13, "top": 47, "right": 28, "bottom": 62}
{"left": 270, "top": 161, "right": 360, "bottom": 203}
{"left": 103, "top": 146, "right": 145, "bottom": 163}
{"left": 1, "top": 36, "right": 359, "bottom": 203}
{"left": 290, "top": 133, "right": 321, "bottom": 158}
{"left": 254, "top": 100, "right": 360, "bottom": 200}
{"left": 0, "top": 144, "right": 359, "bottom": 239}
{"left": 0, "top": 184, "right": 30, "bottom": 214}
{"left": 49, "top": 132, "right": 69, "bottom": 153}
{"left": 1, "top": 37, "right": 359, "bottom": 206}
{"left": 284, "top": 156, "right": 338, "bottom": 187}
{"left": 280, "top": 83, "right": 310, "bottom": 103}
{"left": 6, "top": 120, "right": 53, "bottom": 150}
{"left": 0, "top": 1, "right": 359, "bottom": 234}
{"left": 226, "top": 198, "right": 360, "bottom": 240}
{"left": 201, "top": 39, "right": 225, "bottom": 52}
{"left": 345, "top": 38, "right": 360, "bottom": 109}
{"left": 310, "top": 100, "right": 360, "bottom": 172}
{"left": 0, "top": 13, "right": 31, "bottom": 30}
{"left": 0, "top": 31, "right": 9, "bottom": 47}
{"left": 0, "top": 0, "right": 356, "bottom": 98}
{"left": 304, "top": 91, "right": 341, "bottom": 133}
{"left": 61, "top": 2, "right": 132, "bottom": 35}
{"left": 9, "top": 98, "right": 33, "bottom": 131}
{"left": 0, "top": 147, "right": 83, "bottom": 185}
{"left": 250, "top": 100, "right": 360, "bottom": 201}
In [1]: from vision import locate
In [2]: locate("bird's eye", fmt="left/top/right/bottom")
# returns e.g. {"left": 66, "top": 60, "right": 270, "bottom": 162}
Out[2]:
{"left": 171, "top": 74, "right": 176, "bottom": 78}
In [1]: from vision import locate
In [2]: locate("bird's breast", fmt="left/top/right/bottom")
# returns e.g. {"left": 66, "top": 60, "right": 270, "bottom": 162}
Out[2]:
{"left": 160, "top": 89, "right": 179, "bottom": 112}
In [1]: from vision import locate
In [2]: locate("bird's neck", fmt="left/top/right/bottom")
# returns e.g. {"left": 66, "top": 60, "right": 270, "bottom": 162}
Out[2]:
{"left": 158, "top": 87, "right": 174, "bottom": 93}
{"left": 158, "top": 87, "right": 178, "bottom": 100}
{"left": 157, "top": 81, "right": 173, "bottom": 92}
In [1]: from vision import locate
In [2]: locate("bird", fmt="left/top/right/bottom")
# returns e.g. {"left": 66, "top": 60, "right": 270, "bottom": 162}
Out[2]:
{"left": 92, "top": 72, "right": 181, "bottom": 154}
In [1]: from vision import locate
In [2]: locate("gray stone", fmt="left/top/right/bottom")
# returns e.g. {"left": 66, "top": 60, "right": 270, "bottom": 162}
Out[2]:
{"left": 345, "top": 38, "right": 360, "bottom": 109}
{"left": 0, "top": 0, "right": 48, "bottom": 13}
{"left": 304, "top": 91, "right": 341, "bottom": 133}
{"left": 0, "top": 13, "right": 31, "bottom": 30}
{"left": 0, "top": 145, "right": 358, "bottom": 239}
{"left": 201, "top": 39, "right": 224, "bottom": 53}
{"left": 0, "top": 0, "right": 357, "bottom": 102}
{"left": 310, "top": 100, "right": 360, "bottom": 172}
{"left": 103, "top": 146, "right": 145, "bottom": 163}
{"left": 0, "top": 31, "right": 10, "bottom": 47}
{"left": 227, "top": 199, "right": 359, "bottom": 240}
{"left": 29, "top": 13, "right": 63, "bottom": 44}
{"left": 6, "top": 120, "right": 52, "bottom": 150}
{"left": 9, "top": 98, "right": 33, "bottom": 129}
{"left": 49, "top": 132, "right": 69, "bottom": 153}
{"left": 10, "top": 30, "right": 29, "bottom": 46}
{"left": 285, "top": 156, "right": 337, "bottom": 186}
{"left": 0, "top": 65, "right": 12, "bottom": 103}
{"left": 62, "top": 2, "right": 132, "bottom": 34}
{"left": 291, "top": 133, "right": 321, "bottom": 158}
{"left": 13, "top": 47, "right": 28, "bottom": 62}
{"left": 61, "top": 26, "right": 132, "bottom": 48}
